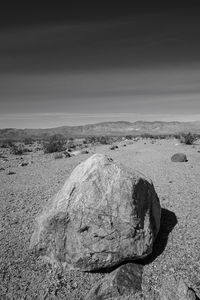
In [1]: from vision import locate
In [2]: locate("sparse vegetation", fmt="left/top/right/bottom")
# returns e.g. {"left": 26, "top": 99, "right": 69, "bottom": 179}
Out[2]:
{"left": 85, "top": 135, "right": 119, "bottom": 145}
{"left": 23, "top": 137, "right": 34, "bottom": 145}
{"left": 179, "top": 132, "right": 197, "bottom": 145}
{"left": 125, "top": 135, "right": 133, "bottom": 140}
{"left": 0, "top": 139, "right": 15, "bottom": 148}
{"left": 54, "top": 152, "right": 64, "bottom": 159}
{"left": 66, "top": 139, "right": 76, "bottom": 150}
{"left": 43, "top": 135, "right": 66, "bottom": 153}
{"left": 10, "top": 143, "right": 31, "bottom": 155}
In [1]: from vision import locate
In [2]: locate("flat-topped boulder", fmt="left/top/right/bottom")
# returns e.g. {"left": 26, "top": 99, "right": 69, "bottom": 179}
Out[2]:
{"left": 30, "top": 153, "right": 161, "bottom": 271}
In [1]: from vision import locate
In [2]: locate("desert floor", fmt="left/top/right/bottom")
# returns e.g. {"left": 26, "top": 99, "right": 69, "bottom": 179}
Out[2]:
{"left": 1, "top": 138, "right": 200, "bottom": 299}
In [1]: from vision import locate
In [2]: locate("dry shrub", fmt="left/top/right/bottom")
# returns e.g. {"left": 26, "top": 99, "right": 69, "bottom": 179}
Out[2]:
{"left": 23, "top": 137, "right": 34, "bottom": 145}
{"left": 43, "top": 135, "right": 66, "bottom": 153}
{"left": 54, "top": 153, "right": 63, "bottom": 159}
{"left": 0, "top": 139, "right": 14, "bottom": 148}
{"left": 179, "top": 132, "right": 196, "bottom": 145}
{"left": 10, "top": 143, "right": 31, "bottom": 155}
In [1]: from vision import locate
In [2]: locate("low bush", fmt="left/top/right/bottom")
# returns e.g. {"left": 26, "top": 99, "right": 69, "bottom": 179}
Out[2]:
{"left": 54, "top": 152, "right": 63, "bottom": 159}
{"left": 23, "top": 137, "right": 34, "bottom": 145}
{"left": 179, "top": 132, "right": 196, "bottom": 145}
{"left": 85, "top": 135, "right": 116, "bottom": 145}
{"left": 10, "top": 144, "right": 27, "bottom": 155}
{"left": 125, "top": 135, "right": 133, "bottom": 140}
{"left": 0, "top": 139, "right": 14, "bottom": 148}
{"left": 0, "top": 142, "right": 8, "bottom": 148}
{"left": 43, "top": 135, "right": 66, "bottom": 153}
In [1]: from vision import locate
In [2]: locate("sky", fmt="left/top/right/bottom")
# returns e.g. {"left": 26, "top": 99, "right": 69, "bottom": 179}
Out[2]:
{"left": 1, "top": 2, "right": 200, "bottom": 128}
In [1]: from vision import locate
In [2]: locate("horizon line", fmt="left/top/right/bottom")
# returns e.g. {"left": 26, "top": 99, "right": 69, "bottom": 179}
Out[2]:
{"left": 1, "top": 113, "right": 200, "bottom": 129}
{"left": 1, "top": 116, "right": 200, "bottom": 130}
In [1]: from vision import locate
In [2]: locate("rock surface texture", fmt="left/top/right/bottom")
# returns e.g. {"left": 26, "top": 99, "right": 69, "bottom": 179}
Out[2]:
{"left": 30, "top": 153, "right": 161, "bottom": 271}
{"left": 171, "top": 153, "right": 188, "bottom": 162}
{"left": 160, "top": 275, "right": 198, "bottom": 300}
{"left": 85, "top": 263, "right": 143, "bottom": 300}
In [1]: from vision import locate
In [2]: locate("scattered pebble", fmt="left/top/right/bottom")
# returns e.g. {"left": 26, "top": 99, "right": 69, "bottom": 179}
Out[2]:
{"left": 7, "top": 171, "right": 16, "bottom": 175}
{"left": 19, "top": 162, "right": 29, "bottom": 167}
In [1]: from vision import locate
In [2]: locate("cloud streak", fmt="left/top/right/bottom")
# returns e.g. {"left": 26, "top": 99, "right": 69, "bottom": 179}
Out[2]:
{"left": 1, "top": 4, "right": 200, "bottom": 128}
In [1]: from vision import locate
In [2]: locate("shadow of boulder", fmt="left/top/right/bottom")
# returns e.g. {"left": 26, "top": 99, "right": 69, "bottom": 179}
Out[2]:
{"left": 137, "top": 208, "right": 178, "bottom": 265}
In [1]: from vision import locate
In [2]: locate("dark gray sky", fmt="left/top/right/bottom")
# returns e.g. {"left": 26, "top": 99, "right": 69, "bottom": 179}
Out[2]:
{"left": 1, "top": 1, "right": 200, "bottom": 128}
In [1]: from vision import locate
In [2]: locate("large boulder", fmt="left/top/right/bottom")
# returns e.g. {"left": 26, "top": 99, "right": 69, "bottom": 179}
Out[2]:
{"left": 30, "top": 154, "right": 161, "bottom": 271}
{"left": 171, "top": 153, "right": 188, "bottom": 162}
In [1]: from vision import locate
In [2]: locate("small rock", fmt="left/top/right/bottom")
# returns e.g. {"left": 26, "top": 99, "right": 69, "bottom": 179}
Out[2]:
{"left": 0, "top": 167, "right": 5, "bottom": 171}
{"left": 10, "top": 219, "right": 19, "bottom": 225}
{"left": 63, "top": 151, "right": 71, "bottom": 158}
{"left": 110, "top": 145, "right": 118, "bottom": 150}
{"left": 71, "top": 282, "right": 78, "bottom": 289}
{"left": 7, "top": 171, "right": 16, "bottom": 175}
{"left": 81, "top": 150, "right": 89, "bottom": 154}
{"left": 160, "top": 275, "right": 197, "bottom": 300}
{"left": 71, "top": 150, "right": 81, "bottom": 156}
{"left": 110, "top": 145, "right": 116, "bottom": 150}
{"left": 19, "top": 162, "right": 29, "bottom": 167}
{"left": 171, "top": 153, "right": 188, "bottom": 162}
{"left": 85, "top": 263, "right": 143, "bottom": 300}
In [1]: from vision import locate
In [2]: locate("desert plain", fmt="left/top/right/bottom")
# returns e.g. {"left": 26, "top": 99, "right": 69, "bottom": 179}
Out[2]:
{"left": 1, "top": 137, "right": 200, "bottom": 299}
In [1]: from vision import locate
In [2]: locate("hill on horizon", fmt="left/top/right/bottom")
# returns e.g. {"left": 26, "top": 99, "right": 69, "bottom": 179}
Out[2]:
{"left": 0, "top": 120, "right": 200, "bottom": 140}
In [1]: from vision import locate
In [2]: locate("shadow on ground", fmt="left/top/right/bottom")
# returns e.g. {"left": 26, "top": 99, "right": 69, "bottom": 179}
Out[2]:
{"left": 138, "top": 207, "right": 178, "bottom": 265}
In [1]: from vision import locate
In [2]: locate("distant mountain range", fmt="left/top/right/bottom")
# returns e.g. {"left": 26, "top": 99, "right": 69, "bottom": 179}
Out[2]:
{"left": 1, "top": 121, "right": 200, "bottom": 140}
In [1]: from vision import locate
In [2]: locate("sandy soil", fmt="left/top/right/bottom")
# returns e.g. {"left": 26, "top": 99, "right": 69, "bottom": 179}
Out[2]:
{"left": 1, "top": 138, "right": 200, "bottom": 299}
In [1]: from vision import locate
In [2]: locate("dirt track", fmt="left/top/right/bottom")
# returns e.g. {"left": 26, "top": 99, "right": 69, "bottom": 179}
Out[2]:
{"left": 1, "top": 138, "right": 200, "bottom": 299}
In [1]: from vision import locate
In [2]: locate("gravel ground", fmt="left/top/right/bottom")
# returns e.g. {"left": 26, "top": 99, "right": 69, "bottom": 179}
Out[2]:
{"left": 1, "top": 138, "right": 200, "bottom": 299}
